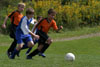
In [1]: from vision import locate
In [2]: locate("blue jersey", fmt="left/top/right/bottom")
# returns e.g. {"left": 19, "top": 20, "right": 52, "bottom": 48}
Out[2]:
{"left": 16, "top": 16, "right": 34, "bottom": 40}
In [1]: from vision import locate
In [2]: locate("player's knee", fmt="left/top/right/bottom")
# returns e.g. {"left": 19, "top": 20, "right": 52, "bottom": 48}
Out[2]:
{"left": 37, "top": 48, "right": 41, "bottom": 51}
{"left": 28, "top": 43, "right": 34, "bottom": 47}
{"left": 47, "top": 38, "right": 53, "bottom": 44}
{"left": 17, "top": 45, "right": 23, "bottom": 50}
{"left": 50, "top": 39, "right": 53, "bottom": 44}
{"left": 28, "top": 41, "right": 34, "bottom": 48}
{"left": 37, "top": 45, "right": 43, "bottom": 51}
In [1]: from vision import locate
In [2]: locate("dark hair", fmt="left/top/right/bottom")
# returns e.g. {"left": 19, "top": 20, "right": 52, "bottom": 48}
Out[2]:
{"left": 26, "top": 8, "right": 34, "bottom": 15}
{"left": 48, "top": 8, "right": 56, "bottom": 14}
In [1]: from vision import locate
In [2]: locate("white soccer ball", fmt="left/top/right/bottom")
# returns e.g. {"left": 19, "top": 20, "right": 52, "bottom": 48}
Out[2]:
{"left": 65, "top": 53, "right": 75, "bottom": 61}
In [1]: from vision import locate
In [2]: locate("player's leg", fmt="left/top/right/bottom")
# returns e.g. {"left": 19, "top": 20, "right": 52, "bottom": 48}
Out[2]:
{"left": 20, "top": 36, "right": 34, "bottom": 49}
{"left": 27, "top": 44, "right": 44, "bottom": 59}
{"left": 35, "top": 30, "right": 49, "bottom": 57}
{"left": 25, "top": 39, "right": 38, "bottom": 55}
{"left": 7, "top": 38, "right": 17, "bottom": 57}
{"left": 39, "top": 37, "right": 53, "bottom": 57}
{"left": 7, "top": 29, "right": 17, "bottom": 57}
{"left": 17, "top": 37, "right": 34, "bottom": 56}
{"left": 41, "top": 37, "right": 52, "bottom": 53}
{"left": 25, "top": 47, "right": 32, "bottom": 55}
{"left": 27, "top": 36, "right": 35, "bottom": 48}
{"left": 26, "top": 36, "right": 45, "bottom": 59}
{"left": 10, "top": 43, "right": 24, "bottom": 59}
{"left": 10, "top": 38, "right": 24, "bottom": 59}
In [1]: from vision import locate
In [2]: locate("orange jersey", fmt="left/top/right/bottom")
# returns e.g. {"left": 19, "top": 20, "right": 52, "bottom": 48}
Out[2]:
{"left": 37, "top": 18, "right": 58, "bottom": 34}
{"left": 8, "top": 10, "right": 23, "bottom": 26}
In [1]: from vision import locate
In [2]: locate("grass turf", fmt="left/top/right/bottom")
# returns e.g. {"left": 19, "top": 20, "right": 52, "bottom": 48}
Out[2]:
{"left": 0, "top": 36, "right": 100, "bottom": 67}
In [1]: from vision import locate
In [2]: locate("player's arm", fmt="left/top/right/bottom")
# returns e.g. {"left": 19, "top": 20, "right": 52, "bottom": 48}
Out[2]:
{"left": 56, "top": 25, "right": 63, "bottom": 32}
{"left": 2, "top": 11, "right": 16, "bottom": 29}
{"left": 21, "top": 19, "right": 39, "bottom": 39}
{"left": 29, "top": 31, "right": 39, "bottom": 39}
{"left": 52, "top": 21, "right": 63, "bottom": 32}
{"left": 2, "top": 16, "right": 9, "bottom": 29}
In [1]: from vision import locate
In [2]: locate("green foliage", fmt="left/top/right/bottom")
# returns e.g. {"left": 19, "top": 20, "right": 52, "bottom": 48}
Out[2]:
{"left": 1, "top": 0, "right": 100, "bottom": 34}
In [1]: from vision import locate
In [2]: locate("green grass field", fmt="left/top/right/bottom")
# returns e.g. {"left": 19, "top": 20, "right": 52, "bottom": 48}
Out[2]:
{"left": 49, "top": 26, "right": 100, "bottom": 39}
{"left": 0, "top": 34, "right": 100, "bottom": 67}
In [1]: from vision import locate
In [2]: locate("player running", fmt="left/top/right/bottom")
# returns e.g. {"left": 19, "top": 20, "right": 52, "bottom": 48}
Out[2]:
{"left": 27, "top": 8, "right": 63, "bottom": 59}
{"left": 10, "top": 8, "right": 39, "bottom": 59}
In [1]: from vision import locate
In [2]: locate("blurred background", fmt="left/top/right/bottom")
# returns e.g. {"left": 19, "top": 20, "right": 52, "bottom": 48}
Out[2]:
{"left": 0, "top": 0, "right": 100, "bottom": 34}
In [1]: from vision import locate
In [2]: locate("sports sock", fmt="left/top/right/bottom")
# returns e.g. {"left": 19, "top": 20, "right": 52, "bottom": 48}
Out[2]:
{"left": 28, "top": 49, "right": 39, "bottom": 57}
{"left": 34, "top": 39, "right": 38, "bottom": 44}
{"left": 21, "top": 44, "right": 28, "bottom": 49}
{"left": 8, "top": 39, "right": 17, "bottom": 53}
{"left": 26, "top": 47, "right": 32, "bottom": 54}
{"left": 11, "top": 49, "right": 19, "bottom": 58}
{"left": 41, "top": 43, "right": 49, "bottom": 53}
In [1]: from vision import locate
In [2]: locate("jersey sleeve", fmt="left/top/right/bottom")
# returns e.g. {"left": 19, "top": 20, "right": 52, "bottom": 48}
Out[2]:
{"left": 21, "top": 19, "right": 31, "bottom": 35}
{"left": 52, "top": 20, "right": 58, "bottom": 30}
{"left": 8, "top": 11, "right": 16, "bottom": 18}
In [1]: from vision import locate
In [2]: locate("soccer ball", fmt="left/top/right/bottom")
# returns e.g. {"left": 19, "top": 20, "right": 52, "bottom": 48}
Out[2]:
{"left": 65, "top": 53, "right": 75, "bottom": 61}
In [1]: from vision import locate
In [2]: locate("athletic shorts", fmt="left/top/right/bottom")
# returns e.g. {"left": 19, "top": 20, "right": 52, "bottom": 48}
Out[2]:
{"left": 36, "top": 30, "right": 49, "bottom": 44}
{"left": 9, "top": 24, "right": 17, "bottom": 39}
{"left": 17, "top": 36, "right": 33, "bottom": 44}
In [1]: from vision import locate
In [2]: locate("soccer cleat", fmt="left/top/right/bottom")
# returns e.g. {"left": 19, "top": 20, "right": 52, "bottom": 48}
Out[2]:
{"left": 25, "top": 53, "right": 29, "bottom": 56}
{"left": 38, "top": 53, "right": 46, "bottom": 58}
{"left": 9, "top": 55, "right": 15, "bottom": 59}
{"left": 26, "top": 55, "right": 32, "bottom": 59}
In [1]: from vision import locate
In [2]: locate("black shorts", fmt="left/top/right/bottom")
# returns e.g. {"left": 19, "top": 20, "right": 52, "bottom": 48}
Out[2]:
{"left": 9, "top": 24, "right": 17, "bottom": 39}
{"left": 36, "top": 30, "right": 49, "bottom": 44}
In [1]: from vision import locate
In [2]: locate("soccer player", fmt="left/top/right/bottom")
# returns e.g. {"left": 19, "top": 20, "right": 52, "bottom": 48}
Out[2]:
{"left": 25, "top": 16, "right": 43, "bottom": 55}
{"left": 16, "top": 16, "right": 43, "bottom": 57}
{"left": 27, "top": 8, "right": 63, "bottom": 59}
{"left": 2, "top": 3, "right": 25, "bottom": 57}
{"left": 10, "top": 8, "right": 39, "bottom": 59}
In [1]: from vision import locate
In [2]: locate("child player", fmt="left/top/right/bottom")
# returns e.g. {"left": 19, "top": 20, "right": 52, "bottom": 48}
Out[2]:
{"left": 27, "top": 8, "right": 63, "bottom": 59}
{"left": 25, "top": 16, "right": 43, "bottom": 55}
{"left": 2, "top": 3, "right": 25, "bottom": 57}
{"left": 16, "top": 16, "right": 44, "bottom": 57}
{"left": 10, "top": 8, "right": 39, "bottom": 59}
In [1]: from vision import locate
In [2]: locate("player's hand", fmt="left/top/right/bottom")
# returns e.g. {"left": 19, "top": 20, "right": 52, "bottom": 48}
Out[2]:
{"left": 34, "top": 35, "right": 40, "bottom": 40}
{"left": 59, "top": 26, "right": 63, "bottom": 29}
{"left": 2, "top": 24, "right": 6, "bottom": 29}
{"left": 46, "top": 38, "right": 52, "bottom": 44}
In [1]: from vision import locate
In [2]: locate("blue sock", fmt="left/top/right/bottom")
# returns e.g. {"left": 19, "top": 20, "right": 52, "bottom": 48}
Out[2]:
{"left": 34, "top": 39, "right": 38, "bottom": 44}
{"left": 26, "top": 47, "right": 32, "bottom": 54}
{"left": 11, "top": 49, "right": 19, "bottom": 59}
{"left": 21, "top": 44, "right": 28, "bottom": 49}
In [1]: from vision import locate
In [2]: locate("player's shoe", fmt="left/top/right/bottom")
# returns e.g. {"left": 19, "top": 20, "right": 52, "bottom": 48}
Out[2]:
{"left": 25, "top": 53, "right": 29, "bottom": 56}
{"left": 7, "top": 51, "right": 12, "bottom": 58}
{"left": 9, "top": 55, "right": 15, "bottom": 59}
{"left": 38, "top": 53, "right": 46, "bottom": 58}
{"left": 26, "top": 55, "right": 32, "bottom": 59}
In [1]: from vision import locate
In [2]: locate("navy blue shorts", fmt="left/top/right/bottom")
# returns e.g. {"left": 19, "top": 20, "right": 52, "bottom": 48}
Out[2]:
{"left": 17, "top": 36, "right": 33, "bottom": 44}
